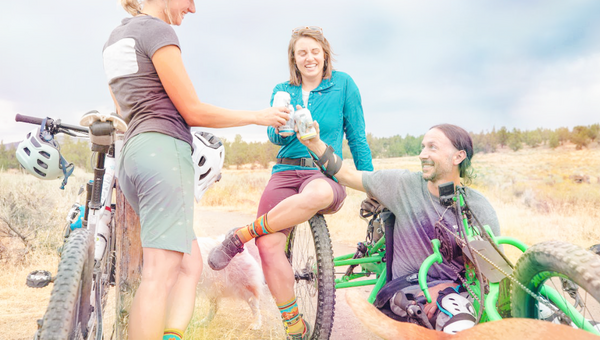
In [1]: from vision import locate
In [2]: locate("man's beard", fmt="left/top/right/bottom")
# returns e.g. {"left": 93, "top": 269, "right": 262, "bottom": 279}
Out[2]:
{"left": 422, "top": 161, "right": 436, "bottom": 182}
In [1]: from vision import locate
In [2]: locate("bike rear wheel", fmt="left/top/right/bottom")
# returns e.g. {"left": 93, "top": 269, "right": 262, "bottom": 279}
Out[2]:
{"left": 286, "top": 214, "right": 336, "bottom": 340}
{"left": 511, "top": 241, "right": 600, "bottom": 335}
{"left": 40, "top": 228, "right": 94, "bottom": 340}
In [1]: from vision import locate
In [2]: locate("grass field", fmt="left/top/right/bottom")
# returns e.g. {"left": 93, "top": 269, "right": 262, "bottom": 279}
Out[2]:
{"left": 1, "top": 142, "right": 599, "bottom": 339}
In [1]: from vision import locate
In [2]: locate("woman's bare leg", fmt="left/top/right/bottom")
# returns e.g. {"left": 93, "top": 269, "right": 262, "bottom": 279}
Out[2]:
{"left": 128, "top": 248, "right": 183, "bottom": 340}
{"left": 165, "top": 240, "right": 203, "bottom": 331}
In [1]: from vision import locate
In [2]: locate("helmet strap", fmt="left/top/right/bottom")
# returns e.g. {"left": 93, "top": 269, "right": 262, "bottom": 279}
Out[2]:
{"left": 59, "top": 157, "right": 74, "bottom": 190}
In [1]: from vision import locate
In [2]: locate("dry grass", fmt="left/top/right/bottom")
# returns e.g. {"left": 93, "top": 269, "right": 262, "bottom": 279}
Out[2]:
{"left": 0, "top": 169, "right": 89, "bottom": 340}
{"left": 1, "top": 143, "right": 599, "bottom": 339}
{"left": 470, "top": 144, "right": 600, "bottom": 261}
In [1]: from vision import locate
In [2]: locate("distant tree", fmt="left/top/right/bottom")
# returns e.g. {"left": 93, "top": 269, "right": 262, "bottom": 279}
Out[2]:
{"left": 386, "top": 135, "right": 406, "bottom": 157}
{"left": 523, "top": 130, "right": 542, "bottom": 148}
{"left": 508, "top": 132, "right": 522, "bottom": 151}
{"left": 225, "top": 135, "right": 250, "bottom": 168}
{"left": 571, "top": 126, "right": 590, "bottom": 150}
{"left": 252, "top": 141, "right": 278, "bottom": 168}
{"left": 548, "top": 132, "right": 560, "bottom": 149}
{"left": 0, "top": 141, "right": 18, "bottom": 169}
{"left": 588, "top": 123, "right": 599, "bottom": 142}
{"left": 556, "top": 127, "right": 570, "bottom": 145}
{"left": 497, "top": 127, "right": 509, "bottom": 148}
{"left": 489, "top": 127, "right": 498, "bottom": 149}
{"left": 404, "top": 134, "right": 422, "bottom": 156}
{"left": 538, "top": 128, "right": 552, "bottom": 145}
{"left": 471, "top": 131, "right": 496, "bottom": 153}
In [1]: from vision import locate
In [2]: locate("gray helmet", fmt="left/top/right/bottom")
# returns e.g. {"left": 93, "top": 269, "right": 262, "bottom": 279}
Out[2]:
{"left": 16, "top": 128, "right": 66, "bottom": 180}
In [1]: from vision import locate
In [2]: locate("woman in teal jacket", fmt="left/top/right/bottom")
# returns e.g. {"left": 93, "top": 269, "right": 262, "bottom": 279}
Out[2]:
{"left": 209, "top": 26, "right": 372, "bottom": 339}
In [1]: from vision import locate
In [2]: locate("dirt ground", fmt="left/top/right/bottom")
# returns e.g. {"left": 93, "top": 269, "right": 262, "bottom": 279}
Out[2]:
{"left": 195, "top": 207, "right": 382, "bottom": 340}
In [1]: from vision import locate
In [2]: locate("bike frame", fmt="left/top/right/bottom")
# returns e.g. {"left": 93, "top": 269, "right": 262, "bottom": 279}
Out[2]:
{"left": 333, "top": 235, "right": 387, "bottom": 304}
{"left": 79, "top": 119, "right": 120, "bottom": 340}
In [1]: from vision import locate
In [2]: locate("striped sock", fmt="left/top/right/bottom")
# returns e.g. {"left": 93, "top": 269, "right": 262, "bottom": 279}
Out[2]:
{"left": 163, "top": 328, "right": 184, "bottom": 340}
{"left": 235, "top": 214, "right": 274, "bottom": 243}
{"left": 278, "top": 297, "right": 305, "bottom": 335}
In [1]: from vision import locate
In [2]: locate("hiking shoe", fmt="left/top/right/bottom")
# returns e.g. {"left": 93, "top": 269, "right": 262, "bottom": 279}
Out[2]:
{"left": 208, "top": 228, "right": 245, "bottom": 270}
{"left": 286, "top": 318, "right": 311, "bottom": 340}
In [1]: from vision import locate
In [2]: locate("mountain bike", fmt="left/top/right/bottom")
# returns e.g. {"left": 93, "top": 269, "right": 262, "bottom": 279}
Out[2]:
{"left": 17, "top": 112, "right": 125, "bottom": 340}
{"left": 287, "top": 182, "right": 600, "bottom": 339}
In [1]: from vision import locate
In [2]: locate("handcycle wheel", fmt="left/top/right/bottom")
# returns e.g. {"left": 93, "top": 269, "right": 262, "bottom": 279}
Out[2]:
{"left": 511, "top": 241, "right": 600, "bottom": 334}
{"left": 40, "top": 228, "right": 94, "bottom": 340}
{"left": 286, "top": 214, "right": 336, "bottom": 340}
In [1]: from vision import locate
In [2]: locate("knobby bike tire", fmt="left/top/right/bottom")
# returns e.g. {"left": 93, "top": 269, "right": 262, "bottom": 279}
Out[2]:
{"left": 286, "top": 215, "right": 336, "bottom": 340}
{"left": 40, "top": 228, "right": 94, "bottom": 340}
{"left": 511, "top": 240, "right": 600, "bottom": 332}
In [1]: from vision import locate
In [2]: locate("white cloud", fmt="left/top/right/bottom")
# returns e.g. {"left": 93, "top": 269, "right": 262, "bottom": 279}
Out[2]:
{"left": 2, "top": 0, "right": 600, "bottom": 143}
{"left": 510, "top": 54, "right": 600, "bottom": 130}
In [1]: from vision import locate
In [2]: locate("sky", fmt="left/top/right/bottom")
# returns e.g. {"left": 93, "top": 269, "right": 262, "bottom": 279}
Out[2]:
{"left": 1, "top": 0, "right": 600, "bottom": 144}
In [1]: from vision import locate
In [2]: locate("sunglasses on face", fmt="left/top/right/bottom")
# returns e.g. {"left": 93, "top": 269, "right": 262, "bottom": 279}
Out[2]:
{"left": 292, "top": 26, "right": 323, "bottom": 36}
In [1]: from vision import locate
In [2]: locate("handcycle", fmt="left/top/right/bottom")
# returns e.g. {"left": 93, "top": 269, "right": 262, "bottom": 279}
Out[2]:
{"left": 17, "top": 112, "right": 126, "bottom": 340}
{"left": 286, "top": 181, "right": 600, "bottom": 339}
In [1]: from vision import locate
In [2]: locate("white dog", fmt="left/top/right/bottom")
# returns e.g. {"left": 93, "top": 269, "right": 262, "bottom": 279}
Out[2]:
{"left": 196, "top": 236, "right": 266, "bottom": 330}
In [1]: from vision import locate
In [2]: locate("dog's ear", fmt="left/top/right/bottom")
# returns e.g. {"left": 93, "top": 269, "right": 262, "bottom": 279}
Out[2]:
{"left": 345, "top": 290, "right": 446, "bottom": 340}
{"left": 344, "top": 290, "right": 598, "bottom": 340}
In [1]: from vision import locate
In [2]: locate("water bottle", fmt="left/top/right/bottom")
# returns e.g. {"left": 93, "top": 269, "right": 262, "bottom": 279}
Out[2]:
{"left": 100, "top": 156, "right": 115, "bottom": 205}
{"left": 94, "top": 206, "right": 112, "bottom": 261}
{"left": 273, "top": 91, "right": 295, "bottom": 137}
{"left": 294, "top": 108, "right": 317, "bottom": 140}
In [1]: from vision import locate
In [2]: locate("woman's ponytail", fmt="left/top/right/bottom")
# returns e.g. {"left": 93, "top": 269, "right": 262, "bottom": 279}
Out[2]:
{"left": 120, "top": 0, "right": 142, "bottom": 16}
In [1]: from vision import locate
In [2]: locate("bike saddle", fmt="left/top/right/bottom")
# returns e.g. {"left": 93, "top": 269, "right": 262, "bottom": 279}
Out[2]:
{"left": 79, "top": 110, "right": 127, "bottom": 133}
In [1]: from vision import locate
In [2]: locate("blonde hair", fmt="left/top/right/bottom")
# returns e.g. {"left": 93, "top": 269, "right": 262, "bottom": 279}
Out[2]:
{"left": 121, "top": 0, "right": 142, "bottom": 16}
{"left": 288, "top": 28, "right": 335, "bottom": 86}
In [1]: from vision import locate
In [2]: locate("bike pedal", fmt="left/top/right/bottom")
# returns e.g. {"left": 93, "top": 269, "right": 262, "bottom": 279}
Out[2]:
{"left": 26, "top": 270, "right": 54, "bottom": 288}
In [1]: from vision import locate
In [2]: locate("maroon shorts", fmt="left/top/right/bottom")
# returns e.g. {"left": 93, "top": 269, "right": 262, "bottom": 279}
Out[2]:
{"left": 257, "top": 170, "right": 347, "bottom": 218}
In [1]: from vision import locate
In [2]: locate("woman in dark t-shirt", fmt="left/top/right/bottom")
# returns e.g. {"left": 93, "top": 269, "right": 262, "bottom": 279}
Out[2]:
{"left": 104, "top": 1, "right": 289, "bottom": 339}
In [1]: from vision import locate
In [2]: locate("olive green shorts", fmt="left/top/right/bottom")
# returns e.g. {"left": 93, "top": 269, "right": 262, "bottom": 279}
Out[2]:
{"left": 117, "top": 132, "right": 195, "bottom": 254}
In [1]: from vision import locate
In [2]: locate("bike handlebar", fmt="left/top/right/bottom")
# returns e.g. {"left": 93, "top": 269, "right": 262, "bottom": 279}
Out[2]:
{"left": 15, "top": 113, "right": 89, "bottom": 134}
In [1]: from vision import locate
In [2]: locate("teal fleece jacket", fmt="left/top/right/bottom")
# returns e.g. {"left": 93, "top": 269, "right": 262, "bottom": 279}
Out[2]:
{"left": 268, "top": 70, "right": 373, "bottom": 174}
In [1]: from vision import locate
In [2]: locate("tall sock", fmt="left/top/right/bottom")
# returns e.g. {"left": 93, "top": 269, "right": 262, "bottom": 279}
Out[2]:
{"left": 278, "top": 297, "right": 305, "bottom": 335}
{"left": 235, "top": 213, "right": 275, "bottom": 243}
{"left": 163, "top": 328, "right": 184, "bottom": 340}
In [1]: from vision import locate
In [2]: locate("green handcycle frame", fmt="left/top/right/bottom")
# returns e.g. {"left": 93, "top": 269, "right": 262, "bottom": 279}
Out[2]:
{"left": 331, "top": 187, "right": 600, "bottom": 335}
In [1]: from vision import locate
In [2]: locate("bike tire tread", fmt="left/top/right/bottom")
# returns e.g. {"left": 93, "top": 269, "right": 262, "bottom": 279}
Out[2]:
{"left": 307, "top": 215, "right": 336, "bottom": 340}
{"left": 40, "top": 228, "right": 92, "bottom": 340}
{"left": 511, "top": 240, "right": 600, "bottom": 318}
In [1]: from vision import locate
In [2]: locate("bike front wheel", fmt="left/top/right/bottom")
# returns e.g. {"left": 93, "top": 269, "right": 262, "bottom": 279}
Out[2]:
{"left": 40, "top": 228, "right": 94, "bottom": 340}
{"left": 286, "top": 214, "right": 336, "bottom": 340}
{"left": 511, "top": 241, "right": 600, "bottom": 335}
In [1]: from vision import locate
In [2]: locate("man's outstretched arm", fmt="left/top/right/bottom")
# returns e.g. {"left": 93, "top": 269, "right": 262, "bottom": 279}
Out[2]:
{"left": 298, "top": 121, "right": 366, "bottom": 192}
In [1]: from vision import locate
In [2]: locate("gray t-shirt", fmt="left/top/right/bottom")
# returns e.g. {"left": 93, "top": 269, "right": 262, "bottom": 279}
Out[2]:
{"left": 103, "top": 15, "right": 192, "bottom": 147}
{"left": 362, "top": 169, "right": 501, "bottom": 281}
